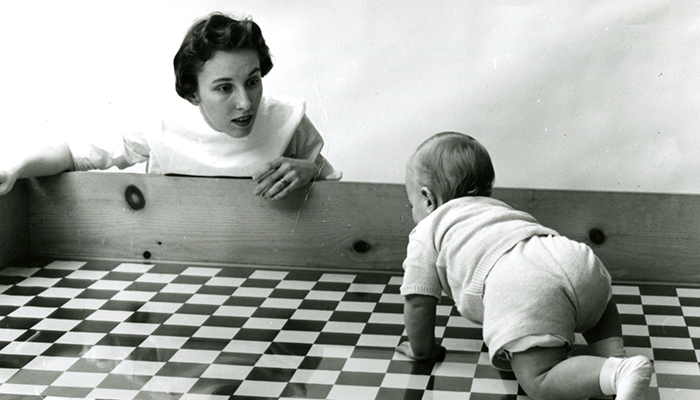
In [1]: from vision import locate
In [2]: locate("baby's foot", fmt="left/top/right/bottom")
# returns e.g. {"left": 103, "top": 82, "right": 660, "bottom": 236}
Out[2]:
{"left": 614, "top": 355, "right": 653, "bottom": 400}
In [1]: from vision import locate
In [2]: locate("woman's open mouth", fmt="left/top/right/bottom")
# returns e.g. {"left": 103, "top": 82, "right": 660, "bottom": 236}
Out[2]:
{"left": 231, "top": 114, "right": 254, "bottom": 128}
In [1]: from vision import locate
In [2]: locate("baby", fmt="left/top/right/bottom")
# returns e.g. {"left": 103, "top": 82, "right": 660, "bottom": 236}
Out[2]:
{"left": 396, "top": 132, "right": 653, "bottom": 400}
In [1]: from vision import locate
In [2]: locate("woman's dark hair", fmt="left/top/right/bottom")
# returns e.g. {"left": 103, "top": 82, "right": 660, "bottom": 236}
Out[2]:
{"left": 413, "top": 132, "right": 496, "bottom": 201}
{"left": 174, "top": 12, "right": 273, "bottom": 100}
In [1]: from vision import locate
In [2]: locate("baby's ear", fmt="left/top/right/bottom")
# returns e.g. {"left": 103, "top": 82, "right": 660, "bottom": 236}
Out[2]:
{"left": 420, "top": 187, "right": 439, "bottom": 212}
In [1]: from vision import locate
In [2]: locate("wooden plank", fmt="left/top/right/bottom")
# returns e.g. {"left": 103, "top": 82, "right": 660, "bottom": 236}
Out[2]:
{"left": 0, "top": 179, "right": 29, "bottom": 268}
{"left": 27, "top": 172, "right": 414, "bottom": 270}
{"left": 25, "top": 172, "right": 700, "bottom": 283}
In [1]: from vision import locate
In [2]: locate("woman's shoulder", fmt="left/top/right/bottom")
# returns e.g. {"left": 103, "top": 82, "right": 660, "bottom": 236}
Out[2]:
{"left": 152, "top": 99, "right": 213, "bottom": 136}
{"left": 261, "top": 94, "right": 306, "bottom": 110}
{"left": 254, "top": 95, "right": 307, "bottom": 134}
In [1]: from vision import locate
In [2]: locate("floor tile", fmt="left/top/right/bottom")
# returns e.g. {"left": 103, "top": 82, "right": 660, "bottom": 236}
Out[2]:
{"left": 0, "top": 260, "right": 696, "bottom": 399}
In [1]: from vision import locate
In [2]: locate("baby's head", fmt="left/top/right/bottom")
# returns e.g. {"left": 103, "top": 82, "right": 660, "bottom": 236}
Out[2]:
{"left": 174, "top": 12, "right": 274, "bottom": 101}
{"left": 406, "top": 132, "right": 495, "bottom": 223}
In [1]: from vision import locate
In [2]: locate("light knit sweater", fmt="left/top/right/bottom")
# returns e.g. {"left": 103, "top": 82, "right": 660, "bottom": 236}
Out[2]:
{"left": 400, "top": 196, "right": 558, "bottom": 323}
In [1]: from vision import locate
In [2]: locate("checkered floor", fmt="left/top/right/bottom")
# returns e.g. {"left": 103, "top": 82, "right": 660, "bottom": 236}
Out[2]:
{"left": 0, "top": 258, "right": 698, "bottom": 400}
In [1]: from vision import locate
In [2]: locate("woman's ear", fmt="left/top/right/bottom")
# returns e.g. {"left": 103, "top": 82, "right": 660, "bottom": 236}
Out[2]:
{"left": 187, "top": 93, "right": 201, "bottom": 106}
{"left": 420, "top": 187, "right": 439, "bottom": 212}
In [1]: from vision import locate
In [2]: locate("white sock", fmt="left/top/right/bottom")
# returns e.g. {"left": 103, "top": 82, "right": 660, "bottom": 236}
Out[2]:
{"left": 589, "top": 337, "right": 627, "bottom": 358}
{"left": 599, "top": 356, "right": 653, "bottom": 400}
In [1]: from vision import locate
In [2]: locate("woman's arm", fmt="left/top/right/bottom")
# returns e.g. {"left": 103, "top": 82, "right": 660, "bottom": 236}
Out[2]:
{"left": 0, "top": 139, "right": 74, "bottom": 196}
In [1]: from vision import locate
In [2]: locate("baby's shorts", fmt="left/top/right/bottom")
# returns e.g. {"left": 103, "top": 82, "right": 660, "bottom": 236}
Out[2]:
{"left": 482, "top": 234, "right": 612, "bottom": 370}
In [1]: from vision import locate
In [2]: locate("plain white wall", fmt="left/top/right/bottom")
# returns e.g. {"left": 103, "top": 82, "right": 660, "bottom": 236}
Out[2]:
{"left": 2, "top": 0, "right": 698, "bottom": 193}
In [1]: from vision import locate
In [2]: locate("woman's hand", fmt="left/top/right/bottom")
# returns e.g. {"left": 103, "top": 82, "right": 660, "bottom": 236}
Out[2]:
{"left": 0, "top": 165, "right": 19, "bottom": 196}
{"left": 252, "top": 157, "right": 319, "bottom": 200}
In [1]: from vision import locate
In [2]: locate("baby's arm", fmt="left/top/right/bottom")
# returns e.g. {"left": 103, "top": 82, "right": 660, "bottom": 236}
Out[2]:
{"left": 0, "top": 139, "right": 74, "bottom": 196}
{"left": 397, "top": 294, "right": 446, "bottom": 361}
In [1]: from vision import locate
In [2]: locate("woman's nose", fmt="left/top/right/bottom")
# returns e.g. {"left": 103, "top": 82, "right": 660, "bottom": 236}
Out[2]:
{"left": 232, "top": 89, "right": 251, "bottom": 110}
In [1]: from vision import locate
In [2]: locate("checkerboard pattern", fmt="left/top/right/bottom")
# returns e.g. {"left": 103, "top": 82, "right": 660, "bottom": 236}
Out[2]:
{"left": 0, "top": 258, "right": 698, "bottom": 399}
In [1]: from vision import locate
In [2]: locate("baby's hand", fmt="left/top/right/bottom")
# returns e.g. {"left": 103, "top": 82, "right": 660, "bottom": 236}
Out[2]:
{"left": 252, "top": 157, "right": 318, "bottom": 200}
{"left": 396, "top": 341, "right": 417, "bottom": 359}
{"left": 396, "top": 341, "right": 446, "bottom": 362}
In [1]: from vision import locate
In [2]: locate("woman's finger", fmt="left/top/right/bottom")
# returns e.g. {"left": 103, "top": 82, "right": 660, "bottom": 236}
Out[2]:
{"left": 253, "top": 167, "right": 286, "bottom": 196}
{"left": 255, "top": 173, "right": 289, "bottom": 198}
{"left": 252, "top": 158, "right": 284, "bottom": 182}
{"left": 269, "top": 176, "right": 295, "bottom": 199}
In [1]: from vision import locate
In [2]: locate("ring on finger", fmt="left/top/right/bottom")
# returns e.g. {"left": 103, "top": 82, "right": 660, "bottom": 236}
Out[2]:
{"left": 279, "top": 178, "right": 288, "bottom": 186}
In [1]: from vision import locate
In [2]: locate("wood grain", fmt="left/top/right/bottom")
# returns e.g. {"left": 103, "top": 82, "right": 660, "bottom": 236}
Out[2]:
{"left": 27, "top": 173, "right": 414, "bottom": 270}
{"left": 22, "top": 172, "right": 700, "bottom": 283}
{"left": 0, "top": 180, "right": 29, "bottom": 267}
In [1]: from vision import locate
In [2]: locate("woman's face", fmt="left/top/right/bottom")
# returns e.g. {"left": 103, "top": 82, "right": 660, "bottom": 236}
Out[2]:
{"left": 192, "top": 49, "right": 263, "bottom": 138}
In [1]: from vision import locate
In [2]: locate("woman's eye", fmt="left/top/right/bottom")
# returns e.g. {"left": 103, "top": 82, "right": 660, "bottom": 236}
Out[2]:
{"left": 247, "top": 78, "right": 260, "bottom": 88}
{"left": 216, "top": 85, "right": 232, "bottom": 92}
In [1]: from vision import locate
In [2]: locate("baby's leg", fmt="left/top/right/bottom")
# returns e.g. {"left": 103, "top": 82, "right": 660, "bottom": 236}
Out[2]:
{"left": 510, "top": 346, "right": 605, "bottom": 400}
{"left": 584, "top": 298, "right": 626, "bottom": 358}
{"left": 510, "top": 346, "right": 653, "bottom": 400}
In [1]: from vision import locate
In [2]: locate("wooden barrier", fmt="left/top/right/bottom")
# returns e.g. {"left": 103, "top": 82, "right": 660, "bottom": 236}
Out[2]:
{"left": 25, "top": 172, "right": 414, "bottom": 271}
{"left": 0, "top": 179, "right": 29, "bottom": 267}
{"left": 1, "top": 171, "right": 699, "bottom": 284}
